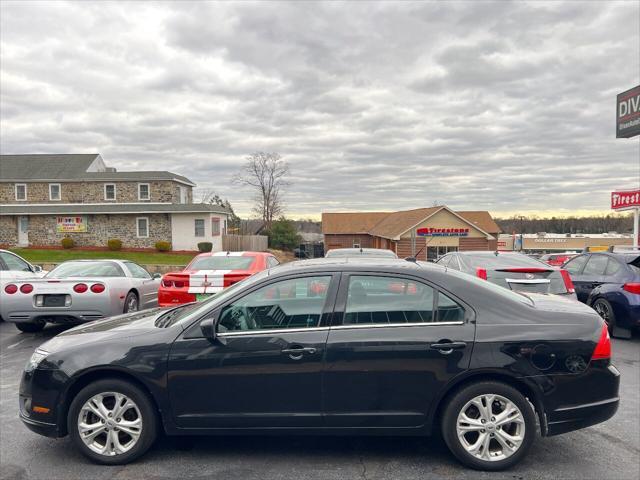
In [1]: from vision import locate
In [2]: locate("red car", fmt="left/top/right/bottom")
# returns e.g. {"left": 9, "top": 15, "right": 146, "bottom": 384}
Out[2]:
{"left": 540, "top": 253, "right": 578, "bottom": 266}
{"left": 158, "top": 251, "right": 279, "bottom": 307}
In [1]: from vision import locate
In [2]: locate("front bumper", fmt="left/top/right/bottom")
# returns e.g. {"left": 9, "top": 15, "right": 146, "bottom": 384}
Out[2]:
{"left": 20, "top": 410, "right": 61, "bottom": 438}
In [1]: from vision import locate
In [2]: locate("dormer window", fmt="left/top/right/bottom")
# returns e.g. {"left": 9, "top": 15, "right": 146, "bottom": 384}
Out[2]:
{"left": 49, "top": 183, "right": 61, "bottom": 201}
{"left": 15, "top": 184, "right": 27, "bottom": 201}
{"left": 104, "top": 183, "right": 116, "bottom": 201}
{"left": 138, "top": 183, "right": 150, "bottom": 201}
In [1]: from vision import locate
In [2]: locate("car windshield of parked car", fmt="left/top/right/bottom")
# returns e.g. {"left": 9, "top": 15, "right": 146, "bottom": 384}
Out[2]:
{"left": 160, "top": 269, "right": 270, "bottom": 328}
{"left": 188, "top": 256, "right": 256, "bottom": 270}
{"left": 46, "top": 261, "right": 124, "bottom": 278}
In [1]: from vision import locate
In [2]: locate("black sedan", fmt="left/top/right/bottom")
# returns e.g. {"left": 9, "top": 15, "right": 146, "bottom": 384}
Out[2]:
{"left": 19, "top": 258, "right": 619, "bottom": 470}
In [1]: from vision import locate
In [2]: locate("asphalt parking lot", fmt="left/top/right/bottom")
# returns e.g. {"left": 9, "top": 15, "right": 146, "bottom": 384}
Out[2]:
{"left": 0, "top": 321, "right": 638, "bottom": 480}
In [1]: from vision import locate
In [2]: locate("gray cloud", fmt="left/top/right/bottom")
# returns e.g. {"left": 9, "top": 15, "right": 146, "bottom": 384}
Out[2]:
{"left": 1, "top": 0, "right": 639, "bottom": 218}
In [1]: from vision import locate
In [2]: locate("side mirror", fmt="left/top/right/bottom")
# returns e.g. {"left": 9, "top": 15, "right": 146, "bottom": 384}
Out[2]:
{"left": 33, "top": 265, "right": 43, "bottom": 273}
{"left": 200, "top": 317, "right": 216, "bottom": 340}
{"left": 153, "top": 273, "right": 162, "bottom": 280}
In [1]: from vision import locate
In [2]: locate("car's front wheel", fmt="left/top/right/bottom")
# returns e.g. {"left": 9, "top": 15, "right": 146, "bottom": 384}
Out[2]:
{"left": 15, "top": 320, "right": 45, "bottom": 333}
{"left": 442, "top": 381, "right": 536, "bottom": 471}
{"left": 67, "top": 379, "right": 158, "bottom": 465}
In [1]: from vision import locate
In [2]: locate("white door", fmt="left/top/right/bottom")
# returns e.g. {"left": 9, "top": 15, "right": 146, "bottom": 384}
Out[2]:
{"left": 17, "top": 216, "right": 29, "bottom": 246}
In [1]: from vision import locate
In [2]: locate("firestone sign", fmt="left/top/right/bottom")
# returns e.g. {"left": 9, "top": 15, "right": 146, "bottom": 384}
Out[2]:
{"left": 616, "top": 85, "right": 640, "bottom": 138}
{"left": 611, "top": 190, "right": 640, "bottom": 211}
{"left": 416, "top": 227, "right": 469, "bottom": 237}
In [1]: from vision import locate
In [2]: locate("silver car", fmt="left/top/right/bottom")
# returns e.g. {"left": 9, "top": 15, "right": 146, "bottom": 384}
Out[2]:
{"left": 0, "top": 259, "right": 160, "bottom": 333}
{"left": 325, "top": 248, "right": 398, "bottom": 259}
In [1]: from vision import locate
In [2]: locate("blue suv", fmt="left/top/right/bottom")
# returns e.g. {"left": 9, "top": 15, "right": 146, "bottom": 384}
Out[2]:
{"left": 563, "top": 249, "right": 640, "bottom": 338}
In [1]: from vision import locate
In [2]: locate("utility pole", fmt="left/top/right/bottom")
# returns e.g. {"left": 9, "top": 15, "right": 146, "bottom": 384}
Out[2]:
{"left": 518, "top": 215, "right": 526, "bottom": 252}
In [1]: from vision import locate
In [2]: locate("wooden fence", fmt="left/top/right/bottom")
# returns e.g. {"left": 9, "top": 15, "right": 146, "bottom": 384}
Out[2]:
{"left": 222, "top": 235, "right": 268, "bottom": 252}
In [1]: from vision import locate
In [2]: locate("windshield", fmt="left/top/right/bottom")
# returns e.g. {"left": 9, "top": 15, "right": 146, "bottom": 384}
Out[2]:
{"left": 158, "top": 269, "right": 270, "bottom": 327}
{"left": 47, "top": 261, "right": 124, "bottom": 278}
{"left": 188, "top": 256, "right": 255, "bottom": 271}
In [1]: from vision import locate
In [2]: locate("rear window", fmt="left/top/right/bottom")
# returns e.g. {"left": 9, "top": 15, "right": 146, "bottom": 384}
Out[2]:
{"left": 188, "top": 255, "right": 256, "bottom": 271}
{"left": 47, "top": 261, "right": 124, "bottom": 278}
{"left": 463, "top": 253, "right": 547, "bottom": 269}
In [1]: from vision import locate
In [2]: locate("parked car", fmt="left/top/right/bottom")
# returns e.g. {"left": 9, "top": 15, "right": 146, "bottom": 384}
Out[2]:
{"left": 158, "top": 251, "right": 279, "bottom": 307}
{"left": 436, "top": 251, "right": 576, "bottom": 298}
{"left": 20, "top": 258, "right": 618, "bottom": 470}
{"left": 563, "top": 250, "right": 640, "bottom": 338}
{"left": 1, "top": 260, "right": 160, "bottom": 333}
{"left": 539, "top": 252, "right": 578, "bottom": 266}
{"left": 0, "top": 249, "right": 47, "bottom": 282}
{"left": 325, "top": 247, "right": 398, "bottom": 259}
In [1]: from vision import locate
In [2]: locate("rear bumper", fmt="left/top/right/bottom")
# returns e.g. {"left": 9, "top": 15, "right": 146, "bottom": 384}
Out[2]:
{"left": 3, "top": 310, "right": 107, "bottom": 324}
{"left": 547, "top": 396, "right": 619, "bottom": 436}
{"left": 545, "top": 364, "right": 621, "bottom": 436}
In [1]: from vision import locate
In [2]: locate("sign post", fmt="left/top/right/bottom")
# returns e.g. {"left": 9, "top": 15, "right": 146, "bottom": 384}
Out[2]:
{"left": 611, "top": 190, "right": 640, "bottom": 249}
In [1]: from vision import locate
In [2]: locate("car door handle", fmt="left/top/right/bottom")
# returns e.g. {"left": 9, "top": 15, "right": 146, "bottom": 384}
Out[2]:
{"left": 281, "top": 347, "right": 317, "bottom": 355}
{"left": 430, "top": 342, "right": 467, "bottom": 353}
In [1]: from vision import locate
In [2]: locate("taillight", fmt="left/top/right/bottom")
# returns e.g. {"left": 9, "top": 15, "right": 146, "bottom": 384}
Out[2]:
{"left": 20, "top": 284, "right": 34, "bottom": 294}
{"left": 591, "top": 323, "right": 611, "bottom": 361}
{"left": 173, "top": 281, "right": 185, "bottom": 288}
{"left": 73, "top": 283, "right": 88, "bottom": 293}
{"left": 476, "top": 268, "right": 487, "bottom": 280}
{"left": 560, "top": 269, "right": 575, "bottom": 294}
{"left": 162, "top": 279, "right": 173, "bottom": 288}
{"left": 623, "top": 283, "right": 640, "bottom": 294}
{"left": 90, "top": 283, "right": 105, "bottom": 293}
{"left": 4, "top": 284, "right": 18, "bottom": 294}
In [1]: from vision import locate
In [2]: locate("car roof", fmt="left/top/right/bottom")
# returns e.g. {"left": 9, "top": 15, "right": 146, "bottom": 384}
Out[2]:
{"left": 195, "top": 251, "right": 271, "bottom": 258}
{"left": 270, "top": 257, "right": 436, "bottom": 275}
{"left": 579, "top": 251, "right": 640, "bottom": 264}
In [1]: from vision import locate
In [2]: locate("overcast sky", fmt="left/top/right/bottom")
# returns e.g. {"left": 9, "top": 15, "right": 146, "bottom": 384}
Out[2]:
{"left": 1, "top": 1, "right": 639, "bottom": 219}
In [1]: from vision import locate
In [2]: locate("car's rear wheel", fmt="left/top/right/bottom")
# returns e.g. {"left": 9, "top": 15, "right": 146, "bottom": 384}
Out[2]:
{"left": 15, "top": 321, "right": 45, "bottom": 333}
{"left": 593, "top": 298, "right": 630, "bottom": 338}
{"left": 442, "top": 381, "right": 536, "bottom": 471}
{"left": 68, "top": 379, "right": 157, "bottom": 465}
{"left": 123, "top": 292, "right": 139, "bottom": 313}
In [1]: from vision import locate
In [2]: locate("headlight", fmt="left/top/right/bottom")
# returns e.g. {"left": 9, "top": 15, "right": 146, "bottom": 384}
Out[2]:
{"left": 25, "top": 349, "right": 49, "bottom": 372}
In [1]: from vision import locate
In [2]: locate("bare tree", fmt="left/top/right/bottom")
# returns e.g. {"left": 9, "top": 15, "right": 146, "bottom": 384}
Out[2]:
{"left": 234, "top": 152, "right": 289, "bottom": 228}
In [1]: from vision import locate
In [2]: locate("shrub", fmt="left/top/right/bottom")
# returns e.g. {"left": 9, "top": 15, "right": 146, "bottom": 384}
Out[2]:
{"left": 107, "top": 239, "right": 122, "bottom": 251}
{"left": 155, "top": 241, "right": 171, "bottom": 252}
{"left": 263, "top": 218, "right": 301, "bottom": 251}
{"left": 197, "top": 242, "right": 213, "bottom": 253}
{"left": 61, "top": 237, "right": 75, "bottom": 249}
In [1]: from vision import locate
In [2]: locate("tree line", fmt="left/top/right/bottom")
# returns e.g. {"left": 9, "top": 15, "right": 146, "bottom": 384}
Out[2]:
{"left": 495, "top": 214, "right": 634, "bottom": 235}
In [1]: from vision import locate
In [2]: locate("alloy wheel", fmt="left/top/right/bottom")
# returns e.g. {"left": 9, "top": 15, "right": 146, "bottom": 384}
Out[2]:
{"left": 77, "top": 392, "right": 143, "bottom": 456}
{"left": 127, "top": 296, "right": 138, "bottom": 312}
{"left": 456, "top": 394, "right": 525, "bottom": 462}
{"left": 593, "top": 301, "right": 612, "bottom": 324}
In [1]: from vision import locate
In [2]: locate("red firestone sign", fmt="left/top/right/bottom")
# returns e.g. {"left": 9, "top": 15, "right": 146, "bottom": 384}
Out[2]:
{"left": 611, "top": 189, "right": 640, "bottom": 210}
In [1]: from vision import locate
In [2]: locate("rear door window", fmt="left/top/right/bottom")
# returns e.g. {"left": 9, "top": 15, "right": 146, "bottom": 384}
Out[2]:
{"left": 604, "top": 259, "right": 622, "bottom": 276}
{"left": 583, "top": 255, "right": 608, "bottom": 276}
{"left": 564, "top": 255, "right": 588, "bottom": 275}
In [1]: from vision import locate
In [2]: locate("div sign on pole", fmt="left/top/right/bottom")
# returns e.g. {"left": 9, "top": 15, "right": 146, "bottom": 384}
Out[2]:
{"left": 611, "top": 190, "right": 640, "bottom": 249}
{"left": 616, "top": 85, "right": 640, "bottom": 138}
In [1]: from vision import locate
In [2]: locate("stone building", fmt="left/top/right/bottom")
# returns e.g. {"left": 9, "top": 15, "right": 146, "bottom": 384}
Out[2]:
{"left": 0, "top": 154, "right": 228, "bottom": 251}
{"left": 322, "top": 206, "right": 501, "bottom": 261}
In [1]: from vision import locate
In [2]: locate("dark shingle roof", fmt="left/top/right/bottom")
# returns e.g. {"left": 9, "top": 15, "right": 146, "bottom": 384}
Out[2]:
{"left": 0, "top": 203, "right": 228, "bottom": 215}
{"left": 0, "top": 154, "right": 101, "bottom": 180}
{"left": 0, "top": 154, "right": 195, "bottom": 186}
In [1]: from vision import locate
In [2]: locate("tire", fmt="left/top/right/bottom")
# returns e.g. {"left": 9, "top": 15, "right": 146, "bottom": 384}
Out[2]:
{"left": 441, "top": 381, "right": 536, "bottom": 471}
{"left": 592, "top": 298, "right": 630, "bottom": 338}
{"left": 67, "top": 379, "right": 158, "bottom": 465}
{"left": 123, "top": 291, "right": 139, "bottom": 314}
{"left": 15, "top": 321, "right": 45, "bottom": 333}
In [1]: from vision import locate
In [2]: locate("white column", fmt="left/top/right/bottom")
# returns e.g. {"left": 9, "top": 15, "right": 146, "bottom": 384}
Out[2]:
{"left": 634, "top": 208, "right": 639, "bottom": 249}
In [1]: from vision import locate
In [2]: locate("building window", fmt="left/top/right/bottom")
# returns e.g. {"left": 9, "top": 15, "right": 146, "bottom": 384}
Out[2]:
{"left": 136, "top": 217, "right": 149, "bottom": 238}
{"left": 194, "top": 219, "right": 205, "bottom": 237}
{"left": 211, "top": 217, "right": 221, "bottom": 236}
{"left": 353, "top": 241, "right": 361, "bottom": 248}
{"left": 104, "top": 183, "right": 116, "bottom": 201}
{"left": 138, "top": 183, "right": 150, "bottom": 201}
{"left": 49, "top": 183, "right": 61, "bottom": 201}
{"left": 179, "top": 186, "right": 188, "bottom": 204}
{"left": 15, "top": 184, "right": 27, "bottom": 201}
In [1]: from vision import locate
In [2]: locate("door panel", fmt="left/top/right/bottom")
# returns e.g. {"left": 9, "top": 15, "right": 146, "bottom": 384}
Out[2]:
{"left": 168, "top": 329, "right": 329, "bottom": 428}
{"left": 167, "top": 273, "right": 338, "bottom": 429}
{"left": 322, "top": 273, "right": 475, "bottom": 429}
